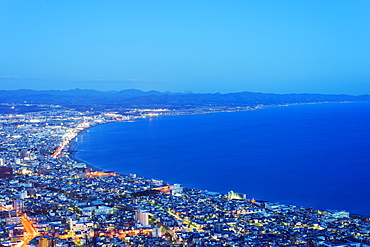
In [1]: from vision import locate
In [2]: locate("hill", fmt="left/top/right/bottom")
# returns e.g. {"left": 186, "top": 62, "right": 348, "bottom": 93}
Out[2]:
{"left": 0, "top": 89, "right": 369, "bottom": 108}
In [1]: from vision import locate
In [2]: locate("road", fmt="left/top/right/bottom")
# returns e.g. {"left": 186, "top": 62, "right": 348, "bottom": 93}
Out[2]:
{"left": 15, "top": 214, "right": 39, "bottom": 247}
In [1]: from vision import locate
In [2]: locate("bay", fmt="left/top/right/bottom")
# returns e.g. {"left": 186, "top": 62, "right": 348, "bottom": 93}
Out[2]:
{"left": 75, "top": 102, "right": 370, "bottom": 215}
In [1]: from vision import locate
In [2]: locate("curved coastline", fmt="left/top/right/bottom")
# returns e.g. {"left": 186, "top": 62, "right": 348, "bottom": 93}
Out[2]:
{"left": 66, "top": 105, "right": 261, "bottom": 174}
{"left": 67, "top": 100, "right": 358, "bottom": 173}
{"left": 66, "top": 102, "right": 370, "bottom": 216}
{"left": 64, "top": 102, "right": 370, "bottom": 216}
{"left": 67, "top": 125, "right": 106, "bottom": 172}
{"left": 67, "top": 101, "right": 363, "bottom": 177}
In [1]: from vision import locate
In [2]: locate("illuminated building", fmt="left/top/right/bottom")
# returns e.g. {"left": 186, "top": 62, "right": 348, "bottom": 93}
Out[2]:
{"left": 38, "top": 237, "right": 53, "bottom": 247}
{"left": 135, "top": 210, "right": 149, "bottom": 227}
{"left": 227, "top": 190, "right": 246, "bottom": 200}
{"left": 324, "top": 210, "right": 350, "bottom": 219}
{"left": 151, "top": 179, "right": 163, "bottom": 186}
{"left": 6, "top": 216, "right": 22, "bottom": 225}
{"left": 170, "top": 184, "right": 183, "bottom": 195}
{"left": 152, "top": 227, "right": 162, "bottom": 237}
{"left": 80, "top": 205, "right": 115, "bottom": 216}
{"left": 13, "top": 200, "right": 24, "bottom": 213}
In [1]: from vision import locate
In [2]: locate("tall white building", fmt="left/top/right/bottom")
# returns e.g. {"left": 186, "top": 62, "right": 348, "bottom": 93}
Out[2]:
{"left": 152, "top": 227, "right": 162, "bottom": 237}
{"left": 13, "top": 200, "right": 24, "bottom": 213}
{"left": 135, "top": 210, "right": 149, "bottom": 227}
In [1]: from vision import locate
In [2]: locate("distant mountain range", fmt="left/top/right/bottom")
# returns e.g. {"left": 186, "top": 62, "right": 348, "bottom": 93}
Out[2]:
{"left": 0, "top": 89, "right": 369, "bottom": 108}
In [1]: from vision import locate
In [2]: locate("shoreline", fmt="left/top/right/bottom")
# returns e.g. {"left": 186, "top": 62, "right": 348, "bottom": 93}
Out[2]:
{"left": 67, "top": 100, "right": 363, "bottom": 173}
{"left": 67, "top": 100, "right": 363, "bottom": 172}
{"left": 68, "top": 125, "right": 107, "bottom": 172}
{"left": 66, "top": 107, "right": 257, "bottom": 173}
{"left": 64, "top": 101, "right": 370, "bottom": 216}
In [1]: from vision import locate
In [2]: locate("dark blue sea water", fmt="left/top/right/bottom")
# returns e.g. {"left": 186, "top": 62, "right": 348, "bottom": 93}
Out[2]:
{"left": 75, "top": 102, "right": 370, "bottom": 215}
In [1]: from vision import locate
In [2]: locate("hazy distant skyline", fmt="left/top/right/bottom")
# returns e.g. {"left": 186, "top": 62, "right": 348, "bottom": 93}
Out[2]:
{"left": 1, "top": 1, "right": 369, "bottom": 95}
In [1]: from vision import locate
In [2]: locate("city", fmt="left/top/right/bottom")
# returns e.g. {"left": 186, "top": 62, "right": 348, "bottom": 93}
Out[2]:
{"left": 0, "top": 103, "right": 369, "bottom": 246}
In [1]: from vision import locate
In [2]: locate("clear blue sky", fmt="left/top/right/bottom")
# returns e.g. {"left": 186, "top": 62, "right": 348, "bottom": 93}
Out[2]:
{"left": 1, "top": 0, "right": 369, "bottom": 94}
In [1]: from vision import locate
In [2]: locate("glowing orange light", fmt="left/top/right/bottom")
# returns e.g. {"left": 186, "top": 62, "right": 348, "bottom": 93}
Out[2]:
{"left": 15, "top": 213, "right": 40, "bottom": 247}
{"left": 153, "top": 186, "right": 171, "bottom": 194}
{"left": 1, "top": 205, "right": 12, "bottom": 211}
{"left": 87, "top": 171, "right": 117, "bottom": 178}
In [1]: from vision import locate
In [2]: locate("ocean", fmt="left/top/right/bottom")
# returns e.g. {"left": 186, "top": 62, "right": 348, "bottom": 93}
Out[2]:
{"left": 75, "top": 102, "right": 370, "bottom": 215}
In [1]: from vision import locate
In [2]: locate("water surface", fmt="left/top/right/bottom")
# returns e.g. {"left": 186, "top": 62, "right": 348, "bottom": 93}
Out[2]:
{"left": 76, "top": 102, "right": 370, "bottom": 215}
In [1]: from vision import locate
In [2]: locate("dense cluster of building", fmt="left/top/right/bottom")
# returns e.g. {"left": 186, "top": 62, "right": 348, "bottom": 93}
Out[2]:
{"left": 0, "top": 103, "right": 369, "bottom": 246}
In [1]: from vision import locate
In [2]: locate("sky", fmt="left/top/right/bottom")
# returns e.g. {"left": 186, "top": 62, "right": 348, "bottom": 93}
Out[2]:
{"left": 0, "top": 0, "right": 369, "bottom": 95}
